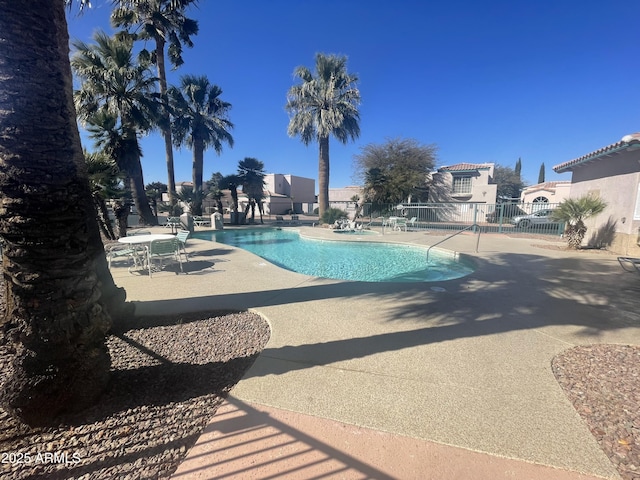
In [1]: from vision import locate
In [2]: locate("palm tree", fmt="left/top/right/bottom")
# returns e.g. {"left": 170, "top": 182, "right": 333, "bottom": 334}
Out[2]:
{"left": 84, "top": 149, "right": 124, "bottom": 240}
{"left": 84, "top": 110, "right": 142, "bottom": 234}
{"left": 72, "top": 31, "right": 160, "bottom": 225}
{"left": 205, "top": 172, "right": 225, "bottom": 214}
{"left": 219, "top": 174, "right": 241, "bottom": 224}
{"left": 0, "top": 0, "right": 129, "bottom": 426}
{"left": 169, "top": 74, "right": 234, "bottom": 215}
{"left": 285, "top": 53, "right": 361, "bottom": 219}
{"left": 174, "top": 184, "right": 203, "bottom": 215}
{"left": 238, "top": 157, "right": 266, "bottom": 224}
{"left": 146, "top": 181, "right": 167, "bottom": 216}
{"left": 111, "top": 0, "right": 199, "bottom": 206}
{"left": 551, "top": 195, "right": 608, "bottom": 249}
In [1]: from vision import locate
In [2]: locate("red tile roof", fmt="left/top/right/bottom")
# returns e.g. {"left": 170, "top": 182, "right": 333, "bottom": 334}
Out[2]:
{"left": 438, "top": 163, "right": 493, "bottom": 172}
{"left": 523, "top": 181, "right": 571, "bottom": 193}
{"left": 553, "top": 133, "right": 640, "bottom": 173}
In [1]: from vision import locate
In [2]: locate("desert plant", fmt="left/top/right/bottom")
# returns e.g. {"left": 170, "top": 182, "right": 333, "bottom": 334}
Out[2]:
{"left": 321, "top": 207, "right": 348, "bottom": 225}
{"left": 551, "top": 195, "right": 607, "bottom": 249}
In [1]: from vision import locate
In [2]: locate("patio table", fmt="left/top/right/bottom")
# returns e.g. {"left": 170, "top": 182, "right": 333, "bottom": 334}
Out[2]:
{"left": 118, "top": 234, "right": 176, "bottom": 273}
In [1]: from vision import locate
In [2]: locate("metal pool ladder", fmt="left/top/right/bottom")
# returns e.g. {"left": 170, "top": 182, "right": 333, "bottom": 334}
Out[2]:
{"left": 426, "top": 224, "right": 482, "bottom": 263}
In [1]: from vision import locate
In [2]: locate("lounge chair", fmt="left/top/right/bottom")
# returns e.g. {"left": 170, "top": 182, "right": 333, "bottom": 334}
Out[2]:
{"left": 164, "top": 217, "right": 182, "bottom": 232}
{"left": 618, "top": 257, "right": 640, "bottom": 274}
{"left": 393, "top": 217, "right": 408, "bottom": 232}
{"left": 275, "top": 215, "right": 284, "bottom": 225}
{"left": 147, "top": 238, "right": 183, "bottom": 277}
{"left": 193, "top": 216, "right": 211, "bottom": 228}
{"left": 407, "top": 217, "right": 418, "bottom": 230}
{"left": 290, "top": 214, "right": 300, "bottom": 225}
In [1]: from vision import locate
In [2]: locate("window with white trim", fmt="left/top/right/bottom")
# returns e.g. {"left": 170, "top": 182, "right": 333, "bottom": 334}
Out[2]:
{"left": 452, "top": 176, "right": 472, "bottom": 194}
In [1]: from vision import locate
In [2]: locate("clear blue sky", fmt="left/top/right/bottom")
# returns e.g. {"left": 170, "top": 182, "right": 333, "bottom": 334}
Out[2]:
{"left": 67, "top": 0, "right": 640, "bottom": 190}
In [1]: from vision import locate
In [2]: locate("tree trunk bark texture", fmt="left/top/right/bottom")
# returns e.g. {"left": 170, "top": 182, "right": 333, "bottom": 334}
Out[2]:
{"left": 0, "top": 0, "right": 128, "bottom": 426}
{"left": 192, "top": 139, "right": 205, "bottom": 215}
{"left": 116, "top": 131, "right": 156, "bottom": 226}
{"left": 93, "top": 193, "right": 116, "bottom": 240}
{"left": 318, "top": 136, "right": 330, "bottom": 219}
{"left": 155, "top": 37, "right": 176, "bottom": 206}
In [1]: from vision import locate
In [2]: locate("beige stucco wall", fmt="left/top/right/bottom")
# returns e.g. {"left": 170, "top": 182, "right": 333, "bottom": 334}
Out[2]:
{"left": 470, "top": 167, "right": 497, "bottom": 203}
{"left": 565, "top": 149, "right": 640, "bottom": 255}
{"left": 329, "top": 186, "right": 363, "bottom": 202}
{"left": 433, "top": 169, "right": 497, "bottom": 203}
{"left": 265, "top": 174, "right": 315, "bottom": 204}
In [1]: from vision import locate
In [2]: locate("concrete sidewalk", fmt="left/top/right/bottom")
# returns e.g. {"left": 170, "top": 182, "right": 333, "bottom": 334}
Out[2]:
{"left": 111, "top": 226, "right": 640, "bottom": 479}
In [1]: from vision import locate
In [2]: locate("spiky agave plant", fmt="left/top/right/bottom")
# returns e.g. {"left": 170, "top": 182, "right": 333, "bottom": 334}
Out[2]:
{"left": 551, "top": 195, "right": 607, "bottom": 249}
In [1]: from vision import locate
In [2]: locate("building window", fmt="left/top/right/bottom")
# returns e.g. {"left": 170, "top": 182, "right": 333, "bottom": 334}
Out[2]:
{"left": 452, "top": 176, "right": 472, "bottom": 194}
{"left": 533, "top": 196, "right": 548, "bottom": 203}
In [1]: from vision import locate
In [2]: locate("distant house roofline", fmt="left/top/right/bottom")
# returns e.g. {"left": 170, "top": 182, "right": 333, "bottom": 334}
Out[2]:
{"left": 553, "top": 133, "right": 640, "bottom": 173}
{"left": 522, "top": 181, "right": 571, "bottom": 194}
{"left": 437, "top": 162, "right": 494, "bottom": 173}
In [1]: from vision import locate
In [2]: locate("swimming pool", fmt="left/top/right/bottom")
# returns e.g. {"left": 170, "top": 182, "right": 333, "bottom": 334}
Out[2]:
{"left": 196, "top": 228, "right": 474, "bottom": 283}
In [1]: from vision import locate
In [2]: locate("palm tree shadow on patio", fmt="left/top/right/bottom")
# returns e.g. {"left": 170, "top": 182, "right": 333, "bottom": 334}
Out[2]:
{"left": 4, "top": 251, "right": 629, "bottom": 479}
{"left": 124, "top": 250, "right": 640, "bottom": 383}
{"left": 135, "top": 251, "right": 639, "bottom": 380}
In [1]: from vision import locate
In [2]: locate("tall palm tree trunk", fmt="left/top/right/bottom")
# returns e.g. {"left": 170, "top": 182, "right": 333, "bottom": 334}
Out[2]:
{"left": 93, "top": 193, "right": 117, "bottom": 240}
{"left": 128, "top": 152, "right": 156, "bottom": 225}
{"left": 192, "top": 138, "right": 205, "bottom": 215}
{"left": 117, "top": 133, "right": 156, "bottom": 226}
{"left": 318, "top": 136, "right": 330, "bottom": 218}
{"left": 0, "top": 0, "right": 130, "bottom": 426}
{"left": 155, "top": 36, "right": 176, "bottom": 205}
{"left": 230, "top": 187, "right": 239, "bottom": 224}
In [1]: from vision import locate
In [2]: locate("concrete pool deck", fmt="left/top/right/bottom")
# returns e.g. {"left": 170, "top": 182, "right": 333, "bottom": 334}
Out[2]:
{"left": 110, "top": 225, "right": 640, "bottom": 479}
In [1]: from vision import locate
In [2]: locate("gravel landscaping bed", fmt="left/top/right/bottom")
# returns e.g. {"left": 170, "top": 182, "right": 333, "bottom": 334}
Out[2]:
{"left": 553, "top": 345, "right": 640, "bottom": 480}
{"left": 0, "top": 302, "right": 270, "bottom": 480}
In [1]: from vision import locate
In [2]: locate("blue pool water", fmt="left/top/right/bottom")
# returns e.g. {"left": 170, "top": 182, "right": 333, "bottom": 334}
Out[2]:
{"left": 196, "top": 228, "right": 474, "bottom": 283}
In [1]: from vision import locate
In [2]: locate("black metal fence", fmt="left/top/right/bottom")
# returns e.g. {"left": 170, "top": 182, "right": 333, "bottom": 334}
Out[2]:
{"left": 328, "top": 201, "right": 565, "bottom": 236}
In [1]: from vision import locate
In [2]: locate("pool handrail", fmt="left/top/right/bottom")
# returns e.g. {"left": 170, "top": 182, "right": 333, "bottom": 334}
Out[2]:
{"left": 426, "top": 223, "right": 482, "bottom": 263}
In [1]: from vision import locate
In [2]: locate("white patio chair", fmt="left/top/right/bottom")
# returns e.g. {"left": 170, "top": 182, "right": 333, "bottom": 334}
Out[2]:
{"left": 147, "top": 238, "right": 183, "bottom": 277}
{"left": 393, "top": 218, "right": 408, "bottom": 232}
{"left": 175, "top": 229, "right": 190, "bottom": 261}
{"left": 106, "top": 243, "right": 146, "bottom": 272}
{"left": 106, "top": 244, "right": 135, "bottom": 269}
{"left": 193, "top": 216, "right": 211, "bottom": 228}
{"left": 164, "top": 217, "right": 182, "bottom": 229}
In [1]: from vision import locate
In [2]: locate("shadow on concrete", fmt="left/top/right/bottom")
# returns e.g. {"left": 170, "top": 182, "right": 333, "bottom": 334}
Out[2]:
{"left": 129, "top": 252, "right": 640, "bottom": 379}
{"left": 172, "top": 397, "right": 396, "bottom": 480}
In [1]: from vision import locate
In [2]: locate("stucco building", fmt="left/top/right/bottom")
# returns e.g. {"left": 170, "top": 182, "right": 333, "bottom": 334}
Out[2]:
{"left": 553, "top": 133, "right": 640, "bottom": 255}
{"left": 430, "top": 163, "right": 498, "bottom": 204}
{"left": 520, "top": 181, "right": 571, "bottom": 206}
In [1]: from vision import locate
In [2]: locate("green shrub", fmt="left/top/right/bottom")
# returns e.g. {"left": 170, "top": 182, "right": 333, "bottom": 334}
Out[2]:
{"left": 320, "top": 207, "right": 348, "bottom": 225}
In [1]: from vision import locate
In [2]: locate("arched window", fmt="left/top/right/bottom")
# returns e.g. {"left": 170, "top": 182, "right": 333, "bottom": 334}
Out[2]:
{"left": 531, "top": 196, "right": 549, "bottom": 212}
